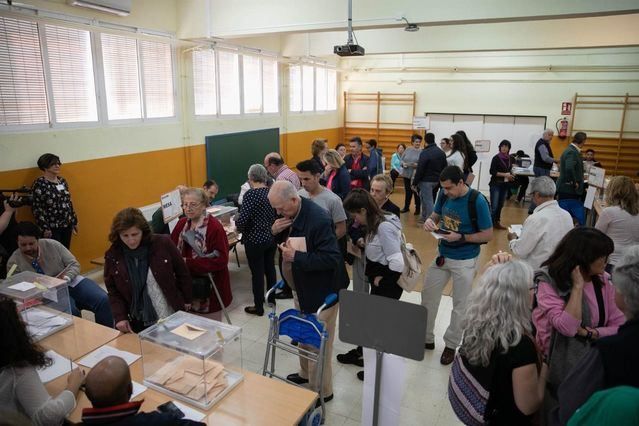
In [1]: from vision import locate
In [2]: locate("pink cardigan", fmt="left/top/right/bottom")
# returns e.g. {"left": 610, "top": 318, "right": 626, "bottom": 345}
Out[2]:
{"left": 532, "top": 273, "right": 626, "bottom": 354}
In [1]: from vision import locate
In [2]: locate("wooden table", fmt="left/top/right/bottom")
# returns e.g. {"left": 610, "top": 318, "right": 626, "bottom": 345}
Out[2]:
{"left": 45, "top": 325, "right": 316, "bottom": 425}
{"left": 40, "top": 316, "right": 120, "bottom": 360}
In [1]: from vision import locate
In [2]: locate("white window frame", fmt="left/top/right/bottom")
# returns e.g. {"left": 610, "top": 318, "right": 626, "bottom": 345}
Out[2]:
{"left": 287, "top": 64, "right": 338, "bottom": 115}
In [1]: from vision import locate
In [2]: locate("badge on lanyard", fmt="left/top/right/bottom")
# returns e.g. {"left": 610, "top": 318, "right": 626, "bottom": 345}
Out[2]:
{"left": 56, "top": 184, "right": 65, "bottom": 191}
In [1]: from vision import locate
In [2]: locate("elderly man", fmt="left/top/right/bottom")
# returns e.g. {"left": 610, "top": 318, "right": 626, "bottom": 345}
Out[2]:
{"left": 264, "top": 152, "right": 301, "bottom": 190}
{"left": 82, "top": 356, "right": 204, "bottom": 425}
{"left": 557, "top": 131, "right": 588, "bottom": 225}
{"left": 268, "top": 181, "right": 341, "bottom": 405}
{"left": 534, "top": 129, "right": 557, "bottom": 178}
{"left": 508, "top": 177, "right": 574, "bottom": 269}
{"left": 7, "top": 221, "right": 113, "bottom": 328}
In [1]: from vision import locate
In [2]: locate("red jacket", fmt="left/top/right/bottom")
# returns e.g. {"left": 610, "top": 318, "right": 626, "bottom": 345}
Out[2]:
{"left": 171, "top": 216, "right": 232, "bottom": 312}
{"left": 104, "top": 234, "right": 192, "bottom": 324}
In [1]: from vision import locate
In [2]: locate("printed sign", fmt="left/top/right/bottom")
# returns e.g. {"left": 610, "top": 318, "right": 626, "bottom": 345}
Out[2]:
{"left": 161, "top": 189, "right": 183, "bottom": 224}
{"left": 561, "top": 102, "right": 572, "bottom": 115}
{"left": 412, "top": 115, "right": 429, "bottom": 129}
{"left": 474, "top": 140, "right": 491, "bottom": 152}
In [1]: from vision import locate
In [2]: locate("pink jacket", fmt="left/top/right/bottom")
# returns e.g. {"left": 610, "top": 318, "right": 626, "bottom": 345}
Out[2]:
{"left": 533, "top": 272, "right": 626, "bottom": 354}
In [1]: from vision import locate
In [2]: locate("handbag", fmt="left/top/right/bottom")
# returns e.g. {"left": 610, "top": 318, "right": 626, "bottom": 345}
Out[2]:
{"left": 448, "top": 352, "right": 496, "bottom": 426}
{"left": 397, "top": 233, "right": 422, "bottom": 292}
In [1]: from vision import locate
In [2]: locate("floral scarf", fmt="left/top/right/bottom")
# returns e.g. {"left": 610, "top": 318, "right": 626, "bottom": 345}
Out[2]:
{"left": 177, "top": 214, "right": 210, "bottom": 258}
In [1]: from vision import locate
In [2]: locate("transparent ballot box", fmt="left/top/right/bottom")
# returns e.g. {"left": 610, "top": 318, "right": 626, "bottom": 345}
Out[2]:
{"left": 0, "top": 271, "right": 73, "bottom": 341}
{"left": 207, "top": 205, "right": 239, "bottom": 243}
{"left": 138, "top": 311, "right": 243, "bottom": 410}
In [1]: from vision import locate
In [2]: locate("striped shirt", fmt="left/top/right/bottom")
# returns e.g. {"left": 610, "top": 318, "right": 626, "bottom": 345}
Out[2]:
{"left": 275, "top": 165, "right": 301, "bottom": 189}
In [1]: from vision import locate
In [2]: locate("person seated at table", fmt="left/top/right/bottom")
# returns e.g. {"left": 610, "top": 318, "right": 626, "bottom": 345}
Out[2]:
{"left": 171, "top": 188, "right": 232, "bottom": 314}
{"left": 7, "top": 222, "right": 114, "bottom": 328}
{"left": 150, "top": 185, "right": 188, "bottom": 235}
{"left": 509, "top": 150, "right": 531, "bottom": 203}
{"left": 508, "top": 177, "right": 574, "bottom": 269}
{"left": 82, "top": 356, "right": 204, "bottom": 425}
{"left": 104, "top": 208, "right": 192, "bottom": 334}
{"left": 0, "top": 297, "right": 85, "bottom": 426}
{"left": 583, "top": 149, "right": 602, "bottom": 173}
{"left": 203, "top": 180, "right": 219, "bottom": 206}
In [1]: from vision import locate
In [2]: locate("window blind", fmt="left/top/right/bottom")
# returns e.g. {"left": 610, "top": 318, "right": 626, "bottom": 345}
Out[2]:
{"left": 327, "top": 69, "right": 337, "bottom": 111}
{"left": 262, "top": 58, "right": 278, "bottom": 114}
{"left": 0, "top": 17, "right": 49, "bottom": 126}
{"left": 139, "top": 39, "right": 174, "bottom": 118}
{"left": 315, "top": 67, "right": 327, "bottom": 111}
{"left": 302, "top": 65, "right": 314, "bottom": 112}
{"left": 218, "top": 50, "right": 240, "bottom": 115}
{"left": 101, "top": 33, "right": 141, "bottom": 120}
{"left": 193, "top": 50, "right": 217, "bottom": 116}
{"left": 242, "top": 55, "right": 261, "bottom": 114}
{"left": 44, "top": 24, "right": 97, "bottom": 123}
{"left": 289, "top": 65, "right": 301, "bottom": 112}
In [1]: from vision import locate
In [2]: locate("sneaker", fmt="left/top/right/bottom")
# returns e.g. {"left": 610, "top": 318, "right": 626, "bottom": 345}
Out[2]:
{"left": 286, "top": 373, "right": 309, "bottom": 385}
{"left": 440, "top": 347, "right": 456, "bottom": 365}
{"left": 275, "top": 290, "right": 294, "bottom": 300}
{"left": 424, "top": 342, "right": 435, "bottom": 350}
{"left": 336, "top": 348, "right": 364, "bottom": 367}
{"left": 356, "top": 370, "right": 364, "bottom": 381}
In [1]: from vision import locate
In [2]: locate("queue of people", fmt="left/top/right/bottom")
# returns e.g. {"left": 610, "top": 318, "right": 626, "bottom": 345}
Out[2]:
{"left": 1, "top": 129, "right": 638, "bottom": 426}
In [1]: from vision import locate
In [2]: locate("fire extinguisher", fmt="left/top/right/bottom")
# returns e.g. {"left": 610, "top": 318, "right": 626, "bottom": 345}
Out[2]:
{"left": 556, "top": 117, "right": 568, "bottom": 139}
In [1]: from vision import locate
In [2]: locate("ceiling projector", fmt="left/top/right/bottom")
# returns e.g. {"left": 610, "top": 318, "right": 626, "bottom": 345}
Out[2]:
{"left": 334, "top": 44, "right": 365, "bottom": 56}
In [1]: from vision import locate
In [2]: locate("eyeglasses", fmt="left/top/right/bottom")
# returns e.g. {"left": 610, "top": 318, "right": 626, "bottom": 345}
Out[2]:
{"left": 182, "top": 203, "right": 202, "bottom": 209}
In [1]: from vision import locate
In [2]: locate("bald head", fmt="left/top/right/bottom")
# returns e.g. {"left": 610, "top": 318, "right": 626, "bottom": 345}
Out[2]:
{"left": 85, "top": 356, "right": 132, "bottom": 408}
{"left": 268, "top": 181, "right": 300, "bottom": 219}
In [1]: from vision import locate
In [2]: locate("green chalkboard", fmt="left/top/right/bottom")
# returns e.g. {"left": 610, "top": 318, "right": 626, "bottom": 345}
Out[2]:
{"left": 205, "top": 128, "right": 280, "bottom": 199}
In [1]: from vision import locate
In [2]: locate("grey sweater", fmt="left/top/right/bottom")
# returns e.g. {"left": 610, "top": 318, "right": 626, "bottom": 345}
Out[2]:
{"left": 7, "top": 238, "right": 80, "bottom": 281}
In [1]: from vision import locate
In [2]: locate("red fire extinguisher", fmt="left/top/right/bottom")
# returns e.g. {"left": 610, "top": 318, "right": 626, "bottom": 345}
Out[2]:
{"left": 556, "top": 117, "right": 568, "bottom": 139}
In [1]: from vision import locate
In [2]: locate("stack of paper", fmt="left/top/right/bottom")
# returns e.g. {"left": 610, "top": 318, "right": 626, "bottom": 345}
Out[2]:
{"left": 148, "top": 356, "right": 228, "bottom": 402}
{"left": 21, "top": 308, "right": 71, "bottom": 340}
{"left": 77, "top": 346, "right": 141, "bottom": 368}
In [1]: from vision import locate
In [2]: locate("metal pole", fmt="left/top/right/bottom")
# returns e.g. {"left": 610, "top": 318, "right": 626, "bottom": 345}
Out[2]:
{"left": 372, "top": 350, "right": 383, "bottom": 426}
{"left": 347, "top": 0, "right": 353, "bottom": 44}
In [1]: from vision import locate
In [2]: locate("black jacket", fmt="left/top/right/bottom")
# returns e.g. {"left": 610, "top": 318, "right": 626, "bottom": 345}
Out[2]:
{"left": 489, "top": 154, "right": 512, "bottom": 186}
{"left": 275, "top": 198, "right": 342, "bottom": 313}
{"left": 344, "top": 153, "right": 370, "bottom": 190}
{"left": 534, "top": 138, "right": 554, "bottom": 170}
{"left": 330, "top": 164, "right": 351, "bottom": 200}
{"left": 413, "top": 143, "right": 447, "bottom": 183}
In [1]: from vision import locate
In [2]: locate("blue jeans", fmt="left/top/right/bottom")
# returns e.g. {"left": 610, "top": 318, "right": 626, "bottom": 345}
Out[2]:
{"left": 489, "top": 183, "right": 509, "bottom": 224}
{"left": 419, "top": 181, "right": 438, "bottom": 220}
{"left": 558, "top": 198, "right": 585, "bottom": 226}
{"left": 69, "top": 278, "right": 114, "bottom": 328}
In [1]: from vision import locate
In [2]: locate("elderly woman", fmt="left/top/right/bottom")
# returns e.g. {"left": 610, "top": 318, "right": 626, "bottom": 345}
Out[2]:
{"left": 533, "top": 227, "right": 625, "bottom": 416}
{"left": 450, "top": 255, "right": 547, "bottom": 425}
{"left": 31, "top": 153, "right": 78, "bottom": 249}
{"left": 235, "top": 165, "right": 277, "bottom": 316}
{"left": 104, "top": 208, "right": 192, "bottom": 333}
{"left": 595, "top": 176, "right": 639, "bottom": 272}
{"left": 557, "top": 246, "right": 639, "bottom": 424}
{"left": 323, "top": 149, "right": 351, "bottom": 200}
{"left": 171, "top": 188, "right": 231, "bottom": 314}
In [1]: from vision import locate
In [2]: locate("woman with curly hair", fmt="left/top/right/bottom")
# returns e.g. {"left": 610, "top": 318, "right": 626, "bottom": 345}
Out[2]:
{"left": 0, "top": 297, "right": 85, "bottom": 425}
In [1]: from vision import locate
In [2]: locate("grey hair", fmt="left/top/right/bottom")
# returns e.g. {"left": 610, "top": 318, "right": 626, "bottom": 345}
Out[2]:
{"left": 247, "top": 164, "right": 268, "bottom": 183}
{"left": 182, "top": 187, "right": 208, "bottom": 206}
{"left": 543, "top": 128, "right": 554, "bottom": 136}
{"left": 530, "top": 176, "right": 556, "bottom": 198}
{"left": 269, "top": 180, "right": 298, "bottom": 201}
{"left": 460, "top": 260, "right": 534, "bottom": 367}
{"left": 613, "top": 245, "right": 639, "bottom": 319}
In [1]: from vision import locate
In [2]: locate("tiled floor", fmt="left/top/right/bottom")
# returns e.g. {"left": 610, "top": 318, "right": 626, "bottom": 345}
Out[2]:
{"left": 87, "top": 194, "right": 528, "bottom": 425}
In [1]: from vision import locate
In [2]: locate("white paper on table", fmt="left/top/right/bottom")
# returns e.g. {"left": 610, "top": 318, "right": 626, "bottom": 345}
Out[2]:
{"left": 77, "top": 345, "right": 140, "bottom": 368}
{"left": 21, "top": 308, "right": 69, "bottom": 339}
{"left": 37, "top": 350, "right": 76, "bottom": 383}
{"left": 508, "top": 224, "right": 523, "bottom": 237}
{"left": 8, "top": 281, "right": 36, "bottom": 292}
{"left": 584, "top": 186, "right": 597, "bottom": 210}
{"left": 131, "top": 381, "right": 147, "bottom": 399}
{"left": 172, "top": 401, "right": 206, "bottom": 422}
{"left": 361, "top": 348, "right": 407, "bottom": 426}
{"left": 430, "top": 232, "right": 447, "bottom": 240}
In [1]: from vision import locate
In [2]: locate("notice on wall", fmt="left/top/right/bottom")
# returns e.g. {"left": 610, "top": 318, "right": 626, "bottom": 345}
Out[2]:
{"left": 412, "top": 115, "right": 429, "bottom": 129}
{"left": 161, "top": 189, "right": 183, "bottom": 224}
{"left": 474, "top": 140, "right": 491, "bottom": 152}
{"left": 587, "top": 166, "right": 606, "bottom": 188}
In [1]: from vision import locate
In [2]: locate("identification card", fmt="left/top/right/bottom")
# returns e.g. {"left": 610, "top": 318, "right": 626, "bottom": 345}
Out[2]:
{"left": 55, "top": 184, "right": 65, "bottom": 191}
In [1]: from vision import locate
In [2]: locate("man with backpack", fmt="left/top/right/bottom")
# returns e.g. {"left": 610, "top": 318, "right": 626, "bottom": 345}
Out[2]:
{"left": 421, "top": 166, "right": 493, "bottom": 365}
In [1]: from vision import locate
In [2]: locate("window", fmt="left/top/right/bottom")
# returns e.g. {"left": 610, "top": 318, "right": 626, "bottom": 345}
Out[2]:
{"left": 44, "top": 24, "right": 97, "bottom": 123}
{"left": 289, "top": 65, "right": 301, "bottom": 112}
{"left": 327, "top": 69, "right": 337, "bottom": 111}
{"left": 101, "top": 33, "right": 141, "bottom": 120}
{"left": 192, "top": 50, "right": 217, "bottom": 115}
{"left": 262, "top": 58, "right": 278, "bottom": 113}
{"left": 139, "top": 40, "right": 174, "bottom": 118}
{"left": 0, "top": 17, "right": 49, "bottom": 126}
{"left": 218, "top": 50, "right": 240, "bottom": 115}
{"left": 315, "top": 67, "right": 327, "bottom": 111}
{"left": 242, "top": 55, "right": 261, "bottom": 114}
{"left": 302, "top": 65, "right": 314, "bottom": 112}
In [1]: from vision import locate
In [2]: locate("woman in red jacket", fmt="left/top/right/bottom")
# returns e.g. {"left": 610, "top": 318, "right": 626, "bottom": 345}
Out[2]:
{"left": 171, "top": 188, "right": 232, "bottom": 314}
{"left": 104, "top": 208, "right": 192, "bottom": 333}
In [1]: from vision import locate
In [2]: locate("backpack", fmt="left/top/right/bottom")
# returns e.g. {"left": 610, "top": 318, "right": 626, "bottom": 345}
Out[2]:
{"left": 448, "top": 352, "right": 495, "bottom": 426}
{"left": 397, "top": 233, "right": 422, "bottom": 292}
{"left": 438, "top": 188, "right": 490, "bottom": 246}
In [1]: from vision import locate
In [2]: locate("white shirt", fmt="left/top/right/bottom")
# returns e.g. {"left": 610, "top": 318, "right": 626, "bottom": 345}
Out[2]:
{"left": 447, "top": 151, "right": 465, "bottom": 170}
{"left": 509, "top": 200, "right": 574, "bottom": 269}
{"left": 595, "top": 205, "right": 639, "bottom": 265}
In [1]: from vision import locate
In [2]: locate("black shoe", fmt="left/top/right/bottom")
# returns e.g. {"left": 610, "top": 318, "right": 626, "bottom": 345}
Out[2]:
{"left": 424, "top": 342, "right": 435, "bottom": 350}
{"left": 286, "top": 373, "right": 309, "bottom": 384}
{"left": 336, "top": 348, "right": 364, "bottom": 367}
{"left": 244, "top": 306, "right": 264, "bottom": 316}
{"left": 275, "top": 290, "right": 293, "bottom": 300}
{"left": 400, "top": 208, "right": 409, "bottom": 213}
{"left": 357, "top": 371, "right": 364, "bottom": 381}
{"left": 315, "top": 393, "right": 334, "bottom": 407}
{"left": 440, "top": 347, "right": 456, "bottom": 365}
